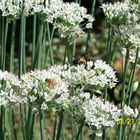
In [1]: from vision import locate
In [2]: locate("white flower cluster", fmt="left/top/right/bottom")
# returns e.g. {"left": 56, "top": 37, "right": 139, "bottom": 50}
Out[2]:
{"left": 123, "top": 105, "right": 138, "bottom": 118}
{"left": 101, "top": 1, "right": 139, "bottom": 25}
{"left": 0, "top": 60, "right": 139, "bottom": 136}
{"left": 122, "top": 48, "right": 140, "bottom": 67}
{"left": 0, "top": 0, "right": 22, "bottom": 20}
{"left": 115, "top": 24, "right": 140, "bottom": 66}
{"left": 82, "top": 94, "right": 121, "bottom": 136}
{"left": 20, "top": 70, "right": 69, "bottom": 110}
{"left": 0, "top": 0, "right": 93, "bottom": 38}
{"left": 65, "top": 92, "right": 138, "bottom": 137}
{"left": 115, "top": 24, "right": 140, "bottom": 49}
{"left": 59, "top": 60, "right": 117, "bottom": 93}
{"left": 41, "top": 0, "right": 93, "bottom": 38}
{"left": 0, "top": 70, "right": 21, "bottom": 107}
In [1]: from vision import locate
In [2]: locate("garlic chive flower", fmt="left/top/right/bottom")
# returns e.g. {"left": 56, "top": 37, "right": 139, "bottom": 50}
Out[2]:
{"left": 123, "top": 105, "right": 138, "bottom": 118}
{"left": 101, "top": 1, "right": 139, "bottom": 25}
{"left": 65, "top": 92, "right": 138, "bottom": 137}
{"left": 122, "top": 48, "right": 140, "bottom": 67}
{"left": 20, "top": 70, "right": 69, "bottom": 110}
{"left": 115, "top": 24, "right": 140, "bottom": 49}
{"left": 0, "top": 70, "right": 21, "bottom": 107}
{"left": 0, "top": 0, "right": 22, "bottom": 20}
{"left": 62, "top": 60, "right": 117, "bottom": 94}
{"left": 40, "top": 0, "right": 94, "bottom": 39}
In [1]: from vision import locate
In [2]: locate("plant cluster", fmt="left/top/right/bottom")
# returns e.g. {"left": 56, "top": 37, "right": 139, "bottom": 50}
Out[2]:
{"left": 0, "top": 60, "right": 138, "bottom": 137}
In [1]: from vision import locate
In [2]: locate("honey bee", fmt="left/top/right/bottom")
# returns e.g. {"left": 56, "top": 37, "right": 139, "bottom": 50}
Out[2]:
{"left": 45, "top": 79, "right": 57, "bottom": 89}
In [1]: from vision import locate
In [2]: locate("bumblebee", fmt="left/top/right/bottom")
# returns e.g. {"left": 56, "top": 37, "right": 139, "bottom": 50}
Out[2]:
{"left": 45, "top": 79, "right": 57, "bottom": 89}
{"left": 72, "top": 57, "right": 87, "bottom": 65}
{"left": 72, "top": 57, "right": 95, "bottom": 68}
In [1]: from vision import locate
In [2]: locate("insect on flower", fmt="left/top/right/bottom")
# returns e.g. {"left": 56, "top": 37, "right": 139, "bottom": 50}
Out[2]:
{"left": 45, "top": 78, "right": 57, "bottom": 89}
{"left": 72, "top": 57, "right": 87, "bottom": 65}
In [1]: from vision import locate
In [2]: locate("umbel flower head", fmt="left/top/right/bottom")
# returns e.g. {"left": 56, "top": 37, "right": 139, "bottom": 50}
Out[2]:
{"left": 65, "top": 92, "right": 138, "bottom": 137}
{"left": 59, "top": 59, "right": 117, "bottom": 95}
{"left": 0, "top": 70, "right": 21, "bottom": 107}
{"left": 122, "top": 47, "right": 140, "bottom": 67}
{"left": 20, "top": 70, "right": 69, "bottom": 110}
{"left": 0, "top": 0, "right": 22, "bottom": 20}
{"left": 101, "top": 0, "right": 139, "bottom": 25}
{"left": 115, "top": 24, "right": 140, "bottom": 49}
{"left": 39, "top": 0, "right": 94, "bottom": 39}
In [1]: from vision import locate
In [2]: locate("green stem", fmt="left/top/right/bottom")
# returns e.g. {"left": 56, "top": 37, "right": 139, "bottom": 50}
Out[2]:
{"left": 3, "top": 18, "right": 9, "bottom": 71}
{"left": 11, "top": 109, "right": 17, "bottom": 140}
{"left": 121, "top": 49, "right": 129, "bottom": 107}
{"left": 20, "top": 105, "right": 26, "bottom": 140}
{"left": 47, "top": 23, "right": 54, "bottom": 65}
{"left": 56, "top": 111, "right": 64, "bottom": 140}
{"left": 36, "top": 23, "right": 44, "bottom": 69}
{"left": 85, "top": 0, "right": 96, "bottom": 57}
{"left": 30, "top": 113, "right": 36, "bottom": 140}
{"left": 127, "top": 48, "right": 139, "bottom": 105}
{"left": 52, "top": 116, "right": 57, "bottom": 140}
{"left": 76, "top": 123, "right": 84, "bottom": 140}
{"left": 118, "top": 49, "right": 129, "bottom": 140}
{"left": 32, "top": 14, "right": 37, "bottom": 70}
{"left": 26, "top": 106, "right": 32, "bottom": 140}
{"left": 0, "top": 107, "right": 4, "bottom": 140}
{"left": 0, "top": 17, "right": 9, "bottom": 70}
{"left": 39, "top": 109, "right": 46, "bottom": 140}
{"left": 10, "top": 22, "right": 16, "bottom": 72}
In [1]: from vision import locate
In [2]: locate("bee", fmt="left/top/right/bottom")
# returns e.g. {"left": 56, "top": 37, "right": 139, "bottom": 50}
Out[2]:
{"left": 45, "top": 79, "right": 57, "bottom": 89}
{"left": 72, "top": 57, "right": 87, "bottom": 65}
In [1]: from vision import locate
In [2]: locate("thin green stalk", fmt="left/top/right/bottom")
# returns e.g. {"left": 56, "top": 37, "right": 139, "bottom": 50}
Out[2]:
{"left": 121, "top": 49, "right": 130, "bottom": 107}
{"left": 36, "top": 22, "right": 44, "bottom": 69}
{"left": 32, "top": 14, "right": 37, "bottom": 70}
{"left": 118, "top": 49, "right": 129, "bottom": 140}
{"left": 42, "top": 26, "right": 47, "bottom": 67}
{"left": 20, "top": 105, "right": 26, "bottom": 140}
{"left": 85, "top": 0, "right": 96, "bottom": 57}
{"left": 0, "top": 107, "right": 4, "bottom": 140}
{"left": 39, "top": 109, "right": 46, "bottom": 140}
{"left": 37, "top": 24, "right": 44, "bottom": 69}
{"left": 52, "top": 116, "right": 57, "bottom": 140}
{"left": 26, "top": 106, "right": 32, "bottom": 140}
{"left": 3, "top": 18, "right": 9, "bottom": 70}
{"left": 72, "top": 125, "right": 75, "bottom": 140}
{"left": 0, "top": 12, "right": 2, "bottom": 57}
{"left": 1, "top": 17, "right": 9, "bottom": 70}
{"left": 30, "top": 113, "right": 36, "bottom": 140}
{"left": 0, "top": 17, "right": 4, "bottom": 69}
{"left": 62, "top": 121, "right": 65, "bottom": 140}
{"left": 47, "top": 23, "right": 54, "bottom": 65}
{"left": 76, "top": 123, "right": 84, "bottom": 140}
{"left": 19, "top": 12, "right": 26, "bottom": 77}
{"left": 44, "top": 23, "right": 55, "bottom": 67}
{"left": 56, "top": 111, "right": 64, "bottom": 140}
{"left": 127, "top": 48, "right": 139, "bottom": 105}
{"left": 11, "top": 109, "right": 17, "bottom": 140}
{"left": 5, "top": 107, "right": 12, "bottom": 140}
{"left": 10, "top": 22, "right": 16, "bottom": 72}
{"left": 106, "top": 26, "right": 113, "bottom": 63}
{"left": 22, "top": 18, "right": 26, "bottom": 73}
